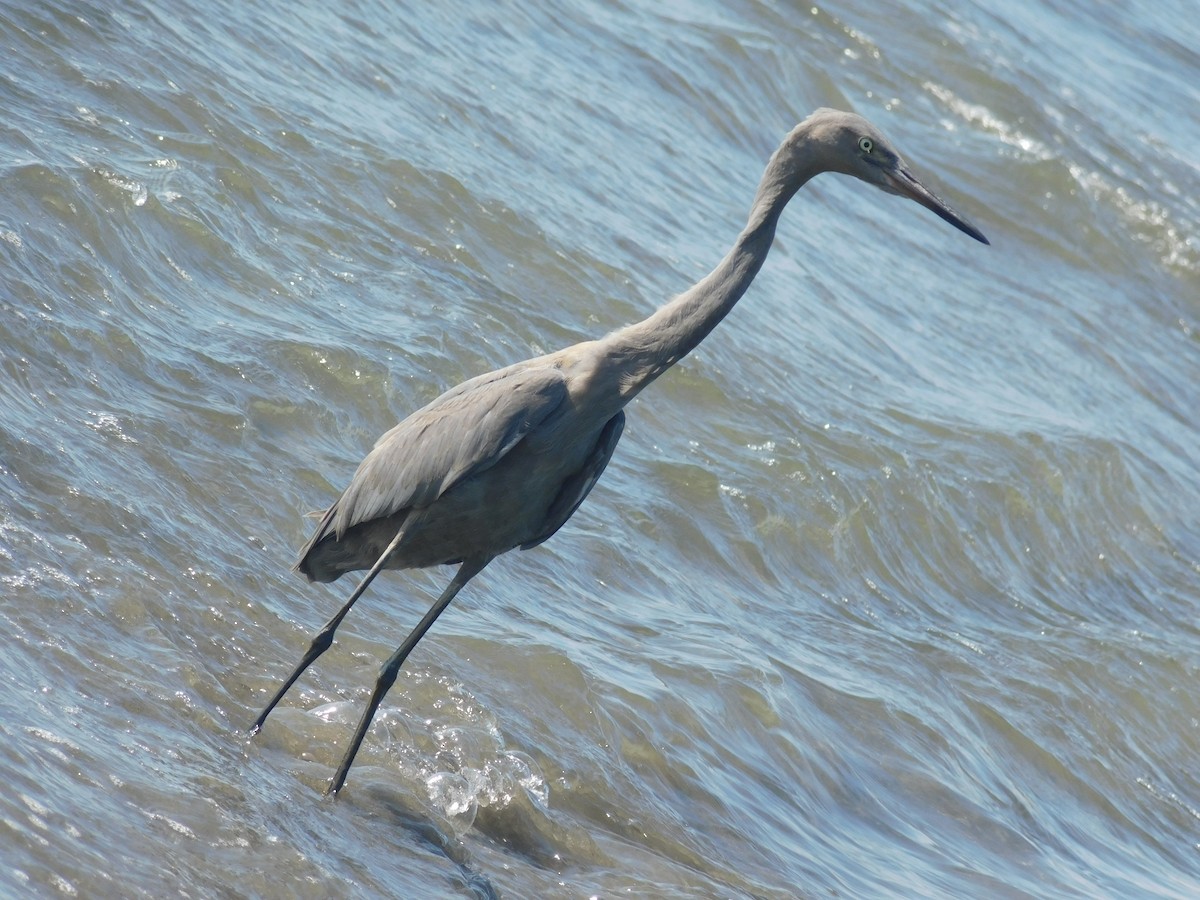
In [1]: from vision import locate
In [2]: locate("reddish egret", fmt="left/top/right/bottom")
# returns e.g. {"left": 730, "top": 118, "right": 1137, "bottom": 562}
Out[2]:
{"left": 251, "top": 108, "right": 988, "bottom": 795}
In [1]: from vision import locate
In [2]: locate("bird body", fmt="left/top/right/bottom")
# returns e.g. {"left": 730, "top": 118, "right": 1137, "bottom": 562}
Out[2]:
{"left": 298, "top": 341, "right": 626, "bottom": 579}
{"left": 251, "top": 108, "right": 989, "bottom": 796}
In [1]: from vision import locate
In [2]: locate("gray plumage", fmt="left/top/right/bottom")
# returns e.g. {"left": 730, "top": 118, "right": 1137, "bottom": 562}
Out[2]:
{"left": 250, "top": 108, "right": 989, "bottom": 796}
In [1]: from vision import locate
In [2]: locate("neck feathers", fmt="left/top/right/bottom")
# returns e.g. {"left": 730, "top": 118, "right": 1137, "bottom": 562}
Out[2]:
{"left": 598, "top": 126, "right": 818, "bottom": 401}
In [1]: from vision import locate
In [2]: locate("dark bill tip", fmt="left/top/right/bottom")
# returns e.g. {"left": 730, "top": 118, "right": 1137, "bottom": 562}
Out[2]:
{"left": 891, "top": 168, "right": 990, "bottom": 245}
{"left": 926, "top": 199, "right": 990, "bottom": 246}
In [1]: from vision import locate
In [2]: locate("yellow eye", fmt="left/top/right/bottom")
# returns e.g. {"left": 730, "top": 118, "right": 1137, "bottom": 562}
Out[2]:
{"left": 858, "top": 136, "right": 874, "bottom": 154}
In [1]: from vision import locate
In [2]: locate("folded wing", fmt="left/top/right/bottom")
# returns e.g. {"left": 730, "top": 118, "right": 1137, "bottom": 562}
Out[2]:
{"left": 327, "top": 362, "right": 569, "bottom": 539}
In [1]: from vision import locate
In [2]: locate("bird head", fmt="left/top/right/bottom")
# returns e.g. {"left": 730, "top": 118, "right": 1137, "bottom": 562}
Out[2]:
{"left": 798, "top": 108, "right": 989, "bottom": 245}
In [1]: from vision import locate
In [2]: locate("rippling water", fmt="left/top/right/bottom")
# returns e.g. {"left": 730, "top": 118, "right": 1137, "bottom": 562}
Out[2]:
{"left": 2, "top": 1, "right": 1198, "bottom": 896}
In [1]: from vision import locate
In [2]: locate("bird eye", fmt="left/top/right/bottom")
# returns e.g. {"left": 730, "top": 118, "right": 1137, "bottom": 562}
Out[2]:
{"left": 858, "top": 136, "right": 874, "bottom": 154}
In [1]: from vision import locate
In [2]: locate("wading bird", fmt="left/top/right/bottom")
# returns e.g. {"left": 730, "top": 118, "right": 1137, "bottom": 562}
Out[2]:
{"left": 251, "top": 108, "right": 989, "bottom": 795}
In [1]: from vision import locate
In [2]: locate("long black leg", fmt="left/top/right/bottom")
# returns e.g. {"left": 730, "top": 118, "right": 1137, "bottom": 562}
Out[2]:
{"left": 325, "top": 557, "right": 489, "bottom": 796}
{"left": 250, "top": 526, "right": 409, "bottom": 735}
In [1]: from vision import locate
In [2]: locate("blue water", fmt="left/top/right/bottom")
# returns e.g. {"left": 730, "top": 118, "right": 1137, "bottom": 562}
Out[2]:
{"left": 1, "top": 1, "right": 1197, "bottom": 896}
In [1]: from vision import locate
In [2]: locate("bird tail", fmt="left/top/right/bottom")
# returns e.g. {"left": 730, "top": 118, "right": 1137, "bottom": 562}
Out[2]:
{"left": 294, "top": 504, "right": 338, "bottom": 582}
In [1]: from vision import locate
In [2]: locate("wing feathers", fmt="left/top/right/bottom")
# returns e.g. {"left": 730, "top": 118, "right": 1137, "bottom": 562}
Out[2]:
{"left": 330, "top": 364, "right": 568, "bottom": 537}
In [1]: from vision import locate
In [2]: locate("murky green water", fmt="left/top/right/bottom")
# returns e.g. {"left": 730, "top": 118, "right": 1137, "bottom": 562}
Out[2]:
{"left": 2, "top": 1, "right": 1197, "bottom": 896}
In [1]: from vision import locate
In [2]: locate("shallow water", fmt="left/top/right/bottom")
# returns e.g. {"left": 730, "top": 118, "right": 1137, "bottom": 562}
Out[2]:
{"left": 2, "top": 1, "right": 1198, "bottom": 897}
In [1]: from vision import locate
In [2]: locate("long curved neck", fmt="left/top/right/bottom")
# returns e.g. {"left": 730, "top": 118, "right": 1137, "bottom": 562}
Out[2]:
{"left": 596, "top": 130, "right": 818, "bottom": 403}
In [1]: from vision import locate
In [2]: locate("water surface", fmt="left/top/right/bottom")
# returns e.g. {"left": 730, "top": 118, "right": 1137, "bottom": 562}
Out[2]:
{"left": 2, "top": 1, "right": 1198, "bottom": 896}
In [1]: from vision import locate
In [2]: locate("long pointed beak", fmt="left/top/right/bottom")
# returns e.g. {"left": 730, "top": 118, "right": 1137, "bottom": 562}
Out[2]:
{"left": 886, "top": 166, "right": 989, "bottom": 245}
